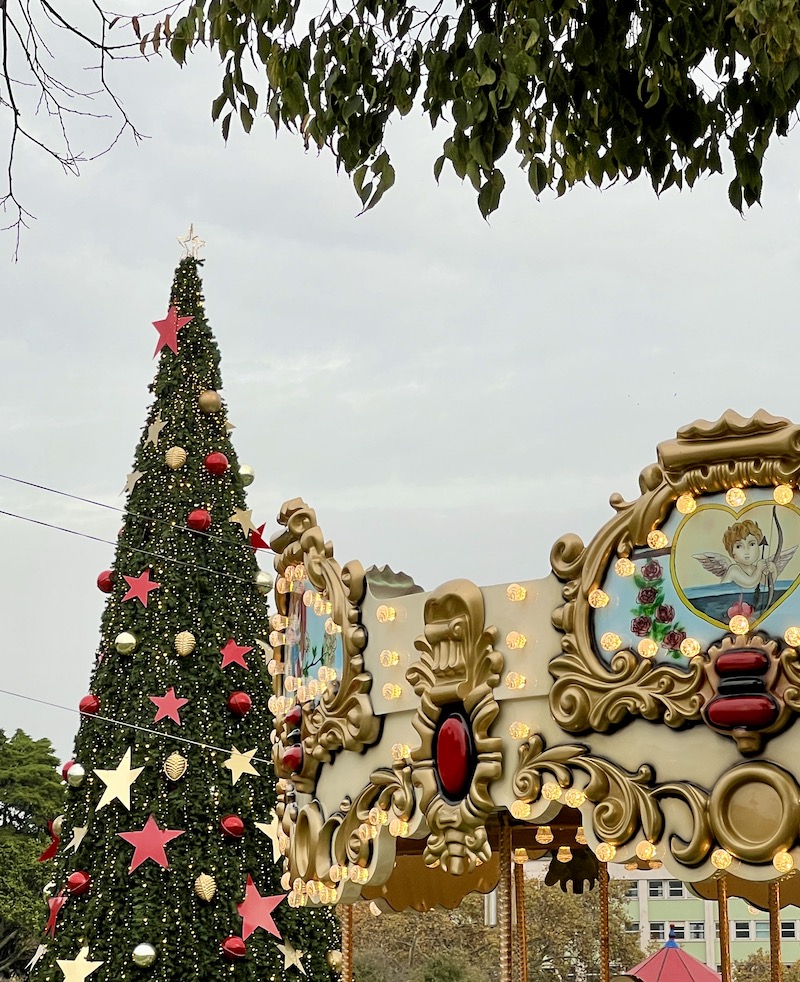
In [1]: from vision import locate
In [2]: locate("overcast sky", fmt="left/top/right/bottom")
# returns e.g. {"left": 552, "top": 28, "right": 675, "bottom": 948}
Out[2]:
{"left": 3, "top": 20, "right": 800, "bottom": 760}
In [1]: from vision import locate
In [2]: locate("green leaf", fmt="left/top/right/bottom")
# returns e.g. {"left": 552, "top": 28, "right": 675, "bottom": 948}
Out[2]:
{"left": 477, "top": 168, "right": 505, "bottom": 217}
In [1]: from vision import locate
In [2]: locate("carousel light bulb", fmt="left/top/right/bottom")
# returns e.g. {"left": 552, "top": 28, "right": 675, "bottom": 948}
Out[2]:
{"left": 774, "top": 851, "right": 795, "bottom": 873}
{"left": 507, "top": 584, "right": 527, "bottom": 602}
{"left": 676, "top": 493, "right": 697, "bottom": 514}
{"left": 324, "top": 618, "right": 342, "bottom": 635}
{"left": 380, "top": 649, "right": 400, "bottom": 667}
{"left": 369, "top": 901, "right": 382, "bottom": 916}
{"left": 564, "top": 789, "right": 586, "bottom": 808}
{"left": 588, "top": 589, "right": 610, "bottom": 609}
{"left": 510, "top": 800, "right": 532, "bottom": 819}
{"left": 389, "top": 818, "right": 409, "bottom": 837}
{"left": 542, "top": 782, "right": 563, "bottom": 801}
{"left": 268, "top": 631, "right": 286, "bottom": 647}
{"left": 306, "top": 880, "right": 320, "bottom": 902}
{"left": 302, "top": 590, "right": 315, "bottom": 607}
{"left": 349, "top": 866, "right": 370, "bottom": 884}
{"left": 635, "top": 840, "right": 657, "bottom": 861}
{"left": 557, "top": 846, "right": 573, "bottom": 862}
{"left": 267, "top": 659, "right": 280, "bottom": 677}
{"left": 505, "top": 672, "right": 527, "bottom": 690}
{"left": 270, "top": 614, "right": 289, "bottom": 630}
{"left": 284, "top": 675, "right": 298, "bottom": 692}
{"left": 509, "top": 721, "right": 531, "bottom": 739}
{"left": 726, "top": 488, "right": 746, "bottom": 507}
{"left": 774, "top": 485, "right": 794, "bottom": 505}
{"left": 729, "top": 615, "right": 750, "bottom": 636}
{"left": 614, "top": 558, "right": 635, "bottom": 577}
{"left": 596, "top": 842, "right": 617, "bottom": 862}
{"left": 268, "top": 695, "right": 279, "bottom": 714}
{"left": 296, "top": 684, "right": 308, "bottom": 703}
{"left": 647, "top": 530, "right": 669, "bottom": 549}
{"left": 329, "top": 865, "right": 347, "bottom": 883}
{"left": 600, "top": 632, "right": 622, "bottom": 652}
{"left": 638, "top": 638, "right": 658, "bottom": 658}
{"left": 368, "top": 807, "right": 389, "bottom": 826}
{"left": 276, "top": 577, "right": 291, "bottom": 594}
{"left": 382, "top": 683, "right": 402, "bottom": 700}
{"left": 391, "top": 743, "right": 411, "bottom": 760}
{"left": 280, "top": 872, "right": 292, "bottom": 890}
{"left": 535, "top": 826, "right": 554, "bottom": 844}
{"left": 680, "top": 637, "right": 701, "bottom": 657}
{"left": 506, "top": 632, "right": 528, "bottom": 650}
{"left": 785, "top": 626, "right": 800, "bottom": 647}
{"left": 307, "top": 680, "right": 320, "bottom": 699}
{"left": 293, "top": 878, "right": 306, "bottom": 895}
{"left": 711, "top": 848, "right": 733, "bottom": 870}
{"left": 376, "top": 605, "right": 397, "bottom": 623}
{"left": 514, "top": 847, "right": 529, "bottom": 864}
{"left": 358, "top": 823, "right": 378, "bottom": 841}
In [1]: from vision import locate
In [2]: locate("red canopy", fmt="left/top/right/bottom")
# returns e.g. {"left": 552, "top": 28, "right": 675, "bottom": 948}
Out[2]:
{"left": 627, "top": 931, "right": 721, "bottom": 982}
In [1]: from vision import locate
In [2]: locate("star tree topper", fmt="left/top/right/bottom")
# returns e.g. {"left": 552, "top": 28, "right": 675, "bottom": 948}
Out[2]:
{"left": 237, "top": 875, "right": 285, "bottom": 939}
{"left": 152, "top": 306, "right": 193, "bottom": 357}
{"left": 56, "top": 947, "right": 104, "bottom": 981}
{"left": 94, "top": 747, "right": 144, "bottom": 811}
{"left": 118, "top": 814, "right": 185, "bottom": 873}
{"left": 223, "top": 746, "right": 260, "bottom": 784}
{"left": 177, "top": 224, "right": 205, "bottom": 258}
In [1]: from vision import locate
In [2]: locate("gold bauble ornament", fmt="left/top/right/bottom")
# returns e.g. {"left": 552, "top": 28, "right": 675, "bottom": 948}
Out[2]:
{"left": 194, "top": 873, "right": 217, "bottom": 902}
{"left": 132, "top": 943, "right": 157, "bottom": 968}
{"left": 255, "top": 571, "right": 273, "bottom": 595}
{"left": 115, "top": 631, "right": 137, "bottom": 655}
{"left": 165, "top": 446, "right": 187, "bottom": 470}
{"left": 239, "top": 464, "right": 255, "bottom": 487}
{"left": 326, "top": 951, "right": 343, "bottom": 972}
{"left": 52, "top": 814, "right": 65, "bottom": 838}
{"left": 198, "top": 390, "right": 222, "bottom": 413}
{"left": 163, "top": 752, "right": 188, "bottom": 781}
{"left": 174, "top": 631, "right": 196, "bottom": 657}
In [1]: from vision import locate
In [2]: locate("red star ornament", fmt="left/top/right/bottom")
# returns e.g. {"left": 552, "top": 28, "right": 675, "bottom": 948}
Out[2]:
{"left": 45, "top": 891, "right": 67, "bottom": 937}
{"left": 121, "top": 570, "right": 161, "bottom": 608}
{"left": 237, "top": 875, "right": 285, "bottom": 940}
{"left": 118, "top": 815, "right": 185, "bottom": 873}
{"left": 220, "top": 638, "right": 252, "bottom": 671}
{"left": 249, "top": 523, "right": 270, "bottom": 552}
{"left": 149, "top": 687, "right": 189, "bottom": 724}
{"left": 152, "top": 306, "right": 193, "bottom": 357}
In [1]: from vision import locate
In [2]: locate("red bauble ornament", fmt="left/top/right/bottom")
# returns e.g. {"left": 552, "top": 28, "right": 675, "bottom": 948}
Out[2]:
{"left": 282, "top": 744, "right": 303, "bottom": 773}
{"left": 66, "top": 871, "right": 91, "bottom": 896}
{"left": 187, "top": 509, "right": 212, "bottom": 532}
{"left": 227, "top": 691, "right": 252, "bottom": 717}
{"left": 221, "top": 937, "right": 247, "bottom": 962}
{"left": 204, "top": 452, "right": 229, "bottom": 476}
{"left": 220, "top": 814, "right": 246, "bottom": 839}
{"left": 79, "top": 695, "right": 100, "bottom": 716}
{"left": 97, "top": 570, "right": 115, "bottom": 593}
{"left": 61, "top": 760, "right": 74, "bottom": 782}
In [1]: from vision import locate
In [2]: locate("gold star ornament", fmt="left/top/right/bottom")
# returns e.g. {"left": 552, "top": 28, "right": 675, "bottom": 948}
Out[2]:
{"left": 277, "top": 942, "right": 306, "bottom": 974}
{"left": 56, "top": 946, "right": 104, "bottom": 981}
{"left": 94, "top": 747, "right": 144, "bottom": 811}
{"left": 122, "top": 469, "right": 144, "bottom": 495}
{"left": 145, "top": 413, "right": 167, "bottom": 446}
{"left": 229, "top": 508, "right": 257, "bottom": 536}
{"left": 255, "top": 809, "right": 282, "bottom": 862}
{"left": 65, "top": 825, "right": 88, "bottom": 853}
{"left": 223, "top": 746, "right": 260, "bottom": 785}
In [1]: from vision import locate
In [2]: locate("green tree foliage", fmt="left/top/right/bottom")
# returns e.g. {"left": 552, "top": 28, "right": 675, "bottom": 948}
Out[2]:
{"left": 352, "top": 873, "right": 642, "bottom": 982}
{"left": 734, "top": 949, "right": 800, "bottom": 982}
{"left": 0, "top": 729, "right": 63, "bottom": 977}
{"left": 29, "top": 257, "right": 339, "bottom": 980}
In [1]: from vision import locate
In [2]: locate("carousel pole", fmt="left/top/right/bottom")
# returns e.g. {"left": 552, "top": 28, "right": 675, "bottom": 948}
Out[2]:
{"left": 717, "top": 874, "right": 732, "bottom": 982}
{"left": 499, "top": 822, "right": 514, "bottom": 982}
{"left": 341, "top": 904, "right": 354, "bottom": 982}
{"left": 514, "top": 852, "right": 529, "bottom": 982}
{"left": 769, "top": 881, "right": 783, "bottom": 982}
{"left": 599, "top": 862, "right": 610, "bottom": 982}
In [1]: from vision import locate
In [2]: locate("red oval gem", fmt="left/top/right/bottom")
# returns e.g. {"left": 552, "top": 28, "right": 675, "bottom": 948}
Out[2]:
{"left": 282, "top": 744, "right": 303, "bottom": 774}
{"left": 716, "top": 651, "right": 769, "bottom": 675}
{"left": 437, "top": 715, "right": 471, "bottom": 800}
{"left": 284, "top": 705, "right": 303, "bottom": 729}
{"left": 707, "top": 695, "right": 778, "bottom": 729}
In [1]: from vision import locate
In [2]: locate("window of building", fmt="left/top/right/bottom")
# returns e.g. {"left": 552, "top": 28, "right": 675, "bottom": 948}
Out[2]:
{"left": 626, "top": 922, "right": 640, "bottom": 935}
{"left": 671, "top": 924, "right": 685, "bottom": 941}
{"left": 668, "top": 881, "right": 684, "bottom": 898}
{"left": 781, "top": 922, "right": 797, "bottom": 940}
{"left": 649, "top": 881, "right": 665, "bottom": 898}
{"left": 689, "top": 922, "right": 705, "bottom": 941}
{"left": 650, "top": 923, "right": 666, "bottom": 942}
{"left": 755, "top": 922, "right": 770, "bottom": 940}
{"left": 734, "top": 922, "right": 751, "bottom": 939}
{"left": 625, "top": 882, "right": 638, "bottom": 898}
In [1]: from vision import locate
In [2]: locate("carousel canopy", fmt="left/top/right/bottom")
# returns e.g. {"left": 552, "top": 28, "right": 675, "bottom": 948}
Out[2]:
{"left": 627, "top": 930, "right": 721, "bottom": 982}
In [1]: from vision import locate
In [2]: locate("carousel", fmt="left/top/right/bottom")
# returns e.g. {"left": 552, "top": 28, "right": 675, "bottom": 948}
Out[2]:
{"left": 265, "top": 410, "right": 800, "bottom": 982}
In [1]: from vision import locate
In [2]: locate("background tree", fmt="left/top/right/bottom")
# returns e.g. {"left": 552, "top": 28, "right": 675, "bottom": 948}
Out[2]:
{"left": 734, "top": 949, "right": 800, "bottom": 982}
{"left": 4, "top": 0, "right": 800, "bottom": 239}
{"left": 0, "top": 729, "right": 63, "bottom": 977}
{"left": 29, "top": 252, "right": 340, "bottom": 980}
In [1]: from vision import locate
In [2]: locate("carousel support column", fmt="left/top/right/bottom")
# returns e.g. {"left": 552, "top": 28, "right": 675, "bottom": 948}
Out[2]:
{"left": 499, "top": 822, "right": 513, "bottom": 982}
{"left": 514, "top": 853, "right": 529, "bottom": 982}
{"left": 599, "top": 862, "right": 610, "bottom": 982}
{"left": 769, "top": 881, "right": 783, "bottom": 982}
{"left": 717, "top": 874, "right": 732, "bottom": 982}
{"left": 342, "top": 904, "right": 354, "bottom": 982}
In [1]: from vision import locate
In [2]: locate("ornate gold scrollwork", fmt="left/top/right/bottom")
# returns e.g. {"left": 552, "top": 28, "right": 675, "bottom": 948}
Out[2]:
{"left": 513, "top": 734, "right": 713, "bottom": 867}
{"left": 406, "top": 579, "right": 504, "bottom": 875}
{"left": 270, "top": 498, "right": 379, "bottom": 792}
{"left": 550, "top": 411, "right": 800, "bottom": 736}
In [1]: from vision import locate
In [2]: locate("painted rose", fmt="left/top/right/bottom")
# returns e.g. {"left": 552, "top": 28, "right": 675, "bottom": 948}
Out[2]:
{"left": 631, "top": 616, "right": 653, "bottom": 637}
{"left": 663, "top": 630, "right": 687, "bottom": 650}
{"left": 641, "top": 560, "right": 662, "bottom": 581}
{"left": 656, "top": 604, "right": 675, "bottom": 623}
{"left": 637, "top": 588, "right": 657, "bottom": 605}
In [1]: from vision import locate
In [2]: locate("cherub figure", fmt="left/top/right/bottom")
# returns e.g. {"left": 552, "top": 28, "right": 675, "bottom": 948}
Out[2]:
{"left": 694, "top": 519, "right": 796, "bottom": 589}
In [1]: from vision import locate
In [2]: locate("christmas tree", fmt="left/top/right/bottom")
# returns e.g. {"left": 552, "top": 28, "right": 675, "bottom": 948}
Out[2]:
{"left": 30, "top": 245, "right": 340, "bottom": 981}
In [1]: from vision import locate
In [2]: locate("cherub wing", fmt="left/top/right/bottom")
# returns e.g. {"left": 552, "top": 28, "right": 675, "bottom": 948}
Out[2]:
{"left": 693, "top": 552, "right": 731, "bottom": 579}
{"left": 775, "top": 546, "right": 798, "bottom": 577}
